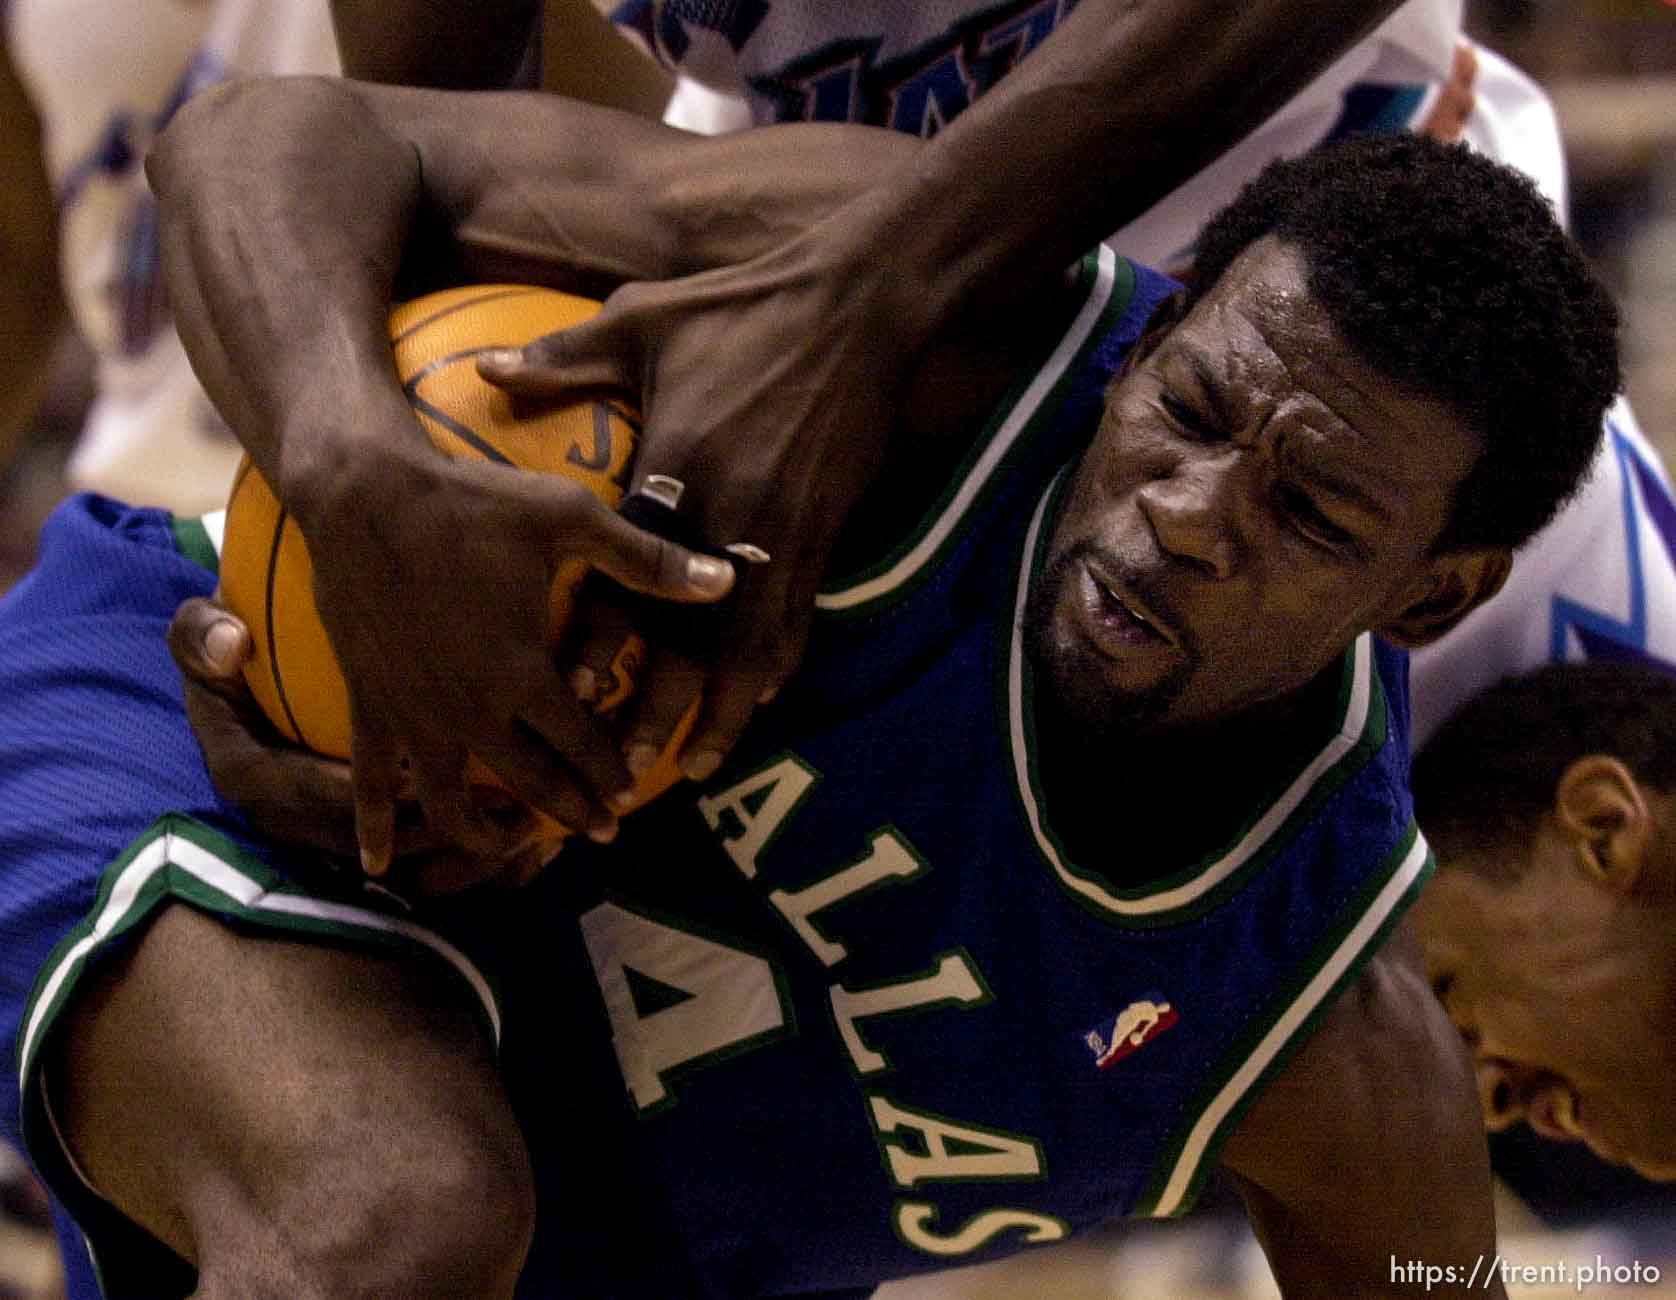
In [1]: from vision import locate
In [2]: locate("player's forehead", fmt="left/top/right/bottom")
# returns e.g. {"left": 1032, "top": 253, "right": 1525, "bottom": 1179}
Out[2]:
{"left": 1169, "top": 240, "right": 1429, "bottom": 431}
{"left": 1141, "top": 239, "right": 1480, "bottom": 531}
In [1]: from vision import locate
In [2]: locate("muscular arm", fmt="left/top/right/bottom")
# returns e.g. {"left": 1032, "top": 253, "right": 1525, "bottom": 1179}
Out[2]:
{"left": 161, "top": 3, "right": 1419, "bottom": 878}
{"left": 464, "top": 0, "right": 1416, "bottom": 784}
{"left": 1220, "top": 924, "right": 1507, "bottom": 1299}
{"left": 826, "top": 0, "right": 1406, "bottom": 332}
{"left": 149, "top": 77, "right": 920, "bottom": 871}
{"left": 0, "top": 39, "right": 67, "bottom": 466}
{"left": 148, "top": 77, "right": 911, "bottom": 512}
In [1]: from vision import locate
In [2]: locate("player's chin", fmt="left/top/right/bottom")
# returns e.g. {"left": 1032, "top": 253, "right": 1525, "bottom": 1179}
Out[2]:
{"left": 1030, "top": 631, "right": 1188, "bottom": 737}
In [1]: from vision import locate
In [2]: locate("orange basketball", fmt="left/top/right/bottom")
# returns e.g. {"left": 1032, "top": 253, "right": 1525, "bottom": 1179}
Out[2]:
{"left": 219, "top": 284, "right": 690, "bottom": 838}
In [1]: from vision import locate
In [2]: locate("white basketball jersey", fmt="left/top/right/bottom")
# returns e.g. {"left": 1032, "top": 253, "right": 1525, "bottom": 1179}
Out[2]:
{"left": 630, "top": 0, "right": 1463, "bottom": 266}
{"left": 6, "top": 0, "right": 339, "bottom": 514}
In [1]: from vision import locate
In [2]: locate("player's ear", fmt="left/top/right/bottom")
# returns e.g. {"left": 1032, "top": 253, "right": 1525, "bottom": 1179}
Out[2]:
{"left": 1553, "top": 755, "right": 1650, "bottom": 892}
{"left": 1376, "top": 547, "right": 1511, "bottom": 648}
{"left": 1117, "top": 291, "right": 1190, "bottom": 375}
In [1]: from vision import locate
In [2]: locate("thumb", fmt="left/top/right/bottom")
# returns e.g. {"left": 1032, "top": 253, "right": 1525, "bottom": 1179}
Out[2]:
{"left": 476, "top": 310, "right": 638, "bottom": 399}
{"left": 562, "top": 494, "right": 736, "bottom": 604}
{"left": 168, "top": 596, "right": 253, "bottom": 684}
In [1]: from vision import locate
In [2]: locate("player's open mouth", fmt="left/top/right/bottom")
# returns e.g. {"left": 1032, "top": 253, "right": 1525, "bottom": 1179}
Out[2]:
{"left": 1074, "top": 559, "right": 1178, "bottom": 655}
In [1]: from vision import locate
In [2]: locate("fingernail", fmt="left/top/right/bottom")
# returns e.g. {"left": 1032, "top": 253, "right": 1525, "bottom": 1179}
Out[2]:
{"left": 611, "top": 785, "right": 639, "bottom": 812}
{"left": 360, "top": 847, "right": 389, "bottom": 878}
{"left": 569, "top": 665, "right": 597, "bottom": 703}
{"left": 586, "top": 818, "right": 618, "bottom": 845}
{"left": 478, "top": 347, "right": 524, "bottom": 370}
{"left": 203, "top": 619, "right": 244, "bottom": 670}
{"left": 757, "top": 684, "right": 779, "bottom": 705}
{"left": 682, "top": 750, "right": 722, "bottom": 782}
{"left": 625, "top": 743, "right": 659, "bottom": 777}
{"left": 687, "top": 555, "right": 733, "bottom": 592}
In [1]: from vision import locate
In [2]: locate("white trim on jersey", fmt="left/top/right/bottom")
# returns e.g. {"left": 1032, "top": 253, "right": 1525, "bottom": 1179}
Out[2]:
{"left": 17, "top": 821, "right": 500, "bottom": 1098}
{"left": 815, "top": 243, "right": 1120, "bottom": 612}
{"left": 1148, "top": 829, "right": 1432, "bottom": 1215}
{"left": 1004, "top": 478, "right": 1379, "bottom": 919}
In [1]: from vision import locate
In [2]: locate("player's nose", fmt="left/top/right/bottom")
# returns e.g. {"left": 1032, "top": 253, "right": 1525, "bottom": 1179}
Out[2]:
{"left": 1477, "top": 1059, "right": 1584, "bottom": 1143}
{"left": 1137, "top": 450, "right": 1243, "bottom": 579}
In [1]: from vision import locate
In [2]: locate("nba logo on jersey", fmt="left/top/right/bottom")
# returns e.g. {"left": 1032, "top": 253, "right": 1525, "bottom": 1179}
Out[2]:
{"left": 1085, "top": 996, "right": 1179, "bottom": 1069}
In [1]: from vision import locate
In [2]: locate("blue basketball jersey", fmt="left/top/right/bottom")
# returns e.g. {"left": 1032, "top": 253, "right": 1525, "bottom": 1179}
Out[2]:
{"left": 499, "top": 247, "right": 1434, "bottom": 1296}
{"left": 2, "top": 248, "right": 1432, "bottom": 1299}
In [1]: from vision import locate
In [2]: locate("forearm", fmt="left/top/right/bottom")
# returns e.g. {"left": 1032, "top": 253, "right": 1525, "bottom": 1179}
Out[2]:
{"left": 149, "top": 77, "right": 426, "bottom": 529}
{"left": 148, "top": 77, "right": 910, "bottom": 518}
{"left": 835, "top": 0, "right": 1406, "bottom": 340}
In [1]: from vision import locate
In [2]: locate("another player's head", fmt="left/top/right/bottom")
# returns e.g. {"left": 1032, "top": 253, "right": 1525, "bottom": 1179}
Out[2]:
{"left": 1410, "top": 662, "right": 1676, "bottom": 1180}
{"left": 1027, "top": 132, "right": 1619, "bottom": 734}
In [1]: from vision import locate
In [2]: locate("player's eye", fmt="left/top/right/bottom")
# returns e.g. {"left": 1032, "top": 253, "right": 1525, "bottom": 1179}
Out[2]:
{"left": 1276, "top": 484, "right": 1355, "bottom": 551}
{"left": 1158, "top": 389, "right": 1226, "bottom": 442}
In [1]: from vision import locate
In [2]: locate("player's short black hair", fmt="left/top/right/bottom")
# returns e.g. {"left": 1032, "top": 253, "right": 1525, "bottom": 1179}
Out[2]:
{"left": 1413, "top": 661, "right": 1676, "bottom": 880}
{"left": 1189, "top": 132, "right": 1620, "bottom": 554}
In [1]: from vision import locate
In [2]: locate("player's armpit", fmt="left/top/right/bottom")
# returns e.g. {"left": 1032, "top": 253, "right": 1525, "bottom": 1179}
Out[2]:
{"left": 1219, "top": 923, "right": 1507, "bottom": 1299}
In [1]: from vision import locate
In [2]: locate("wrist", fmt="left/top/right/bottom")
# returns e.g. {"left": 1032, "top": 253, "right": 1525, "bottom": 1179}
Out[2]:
{"left": 276, "top": 384, "right": 439, "bottom": 541}
{"left": 816, "top": 176, "right": 980, "bottom": 349}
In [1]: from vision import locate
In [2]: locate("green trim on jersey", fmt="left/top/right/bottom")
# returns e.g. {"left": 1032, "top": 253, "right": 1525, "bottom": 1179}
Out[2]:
{"left": 1130, "top": 825, "right": 1435, "bottom": 1217}
{"left": 999, "top": 479, "right": 1388, "bottom": 928}
{"left": 815, "top": 246, "right": 1136, "bottom": 619}
{"left": 168, "top": 510, "right": 222, "bottom": 575}
{"left": 16, "top": 814, "right": 501, "bottom": 1102}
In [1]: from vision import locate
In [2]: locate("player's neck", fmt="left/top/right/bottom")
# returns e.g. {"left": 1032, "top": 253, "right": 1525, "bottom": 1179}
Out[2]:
{"left": 1034, "top": 668, "right": 1340, "bottom": 884}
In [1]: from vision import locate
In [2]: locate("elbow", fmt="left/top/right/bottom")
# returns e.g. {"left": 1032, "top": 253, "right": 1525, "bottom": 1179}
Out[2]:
{"left": 147, "top": 79, "right": 251, "bottom": 198}
{"left": 146, "top": 76, "right": 345, "bottom": 202}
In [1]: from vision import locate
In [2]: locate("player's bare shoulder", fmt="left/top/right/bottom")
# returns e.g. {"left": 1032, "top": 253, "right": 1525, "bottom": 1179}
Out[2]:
{"left": 1217, "top": 923, "right": 1505, "bottom": 1298}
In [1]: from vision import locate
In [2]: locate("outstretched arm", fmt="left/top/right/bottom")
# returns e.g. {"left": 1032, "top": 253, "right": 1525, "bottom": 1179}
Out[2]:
{"left": 1221, "top": 924, "right": 1507, "bottom": 1299}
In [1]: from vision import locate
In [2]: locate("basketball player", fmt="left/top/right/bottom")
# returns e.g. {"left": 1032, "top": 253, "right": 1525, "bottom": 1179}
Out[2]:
{"left": 308, "top": 0, "right": 1676, "bottom": 872}
{"left": 299, "top": 0, "right": 1447, "bottom": 869}
{"left": 2, "top": 81, "right": 1619, "bottom": 1296}
{"left": 0, "top": 0, "right": 339, "bottom": 513}
{"left": 1408, "top": 662, "right": 1676, "bottom": 1182}
{"left": 538, "top": 0, "right": 1676, "bottom": 1211}
{"left": 570, "top": 0, "right": 1676, "bottom": 751}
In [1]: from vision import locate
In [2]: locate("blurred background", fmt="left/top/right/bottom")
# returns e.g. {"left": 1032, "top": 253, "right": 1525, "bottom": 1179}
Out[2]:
{"left": 2, "top": 0, "right": 1674, "bottom": 1296}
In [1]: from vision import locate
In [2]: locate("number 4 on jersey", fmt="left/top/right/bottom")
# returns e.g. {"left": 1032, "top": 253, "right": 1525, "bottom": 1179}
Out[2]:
{"left": 579, "top": 901, "right": 793, "bottom": 1112}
